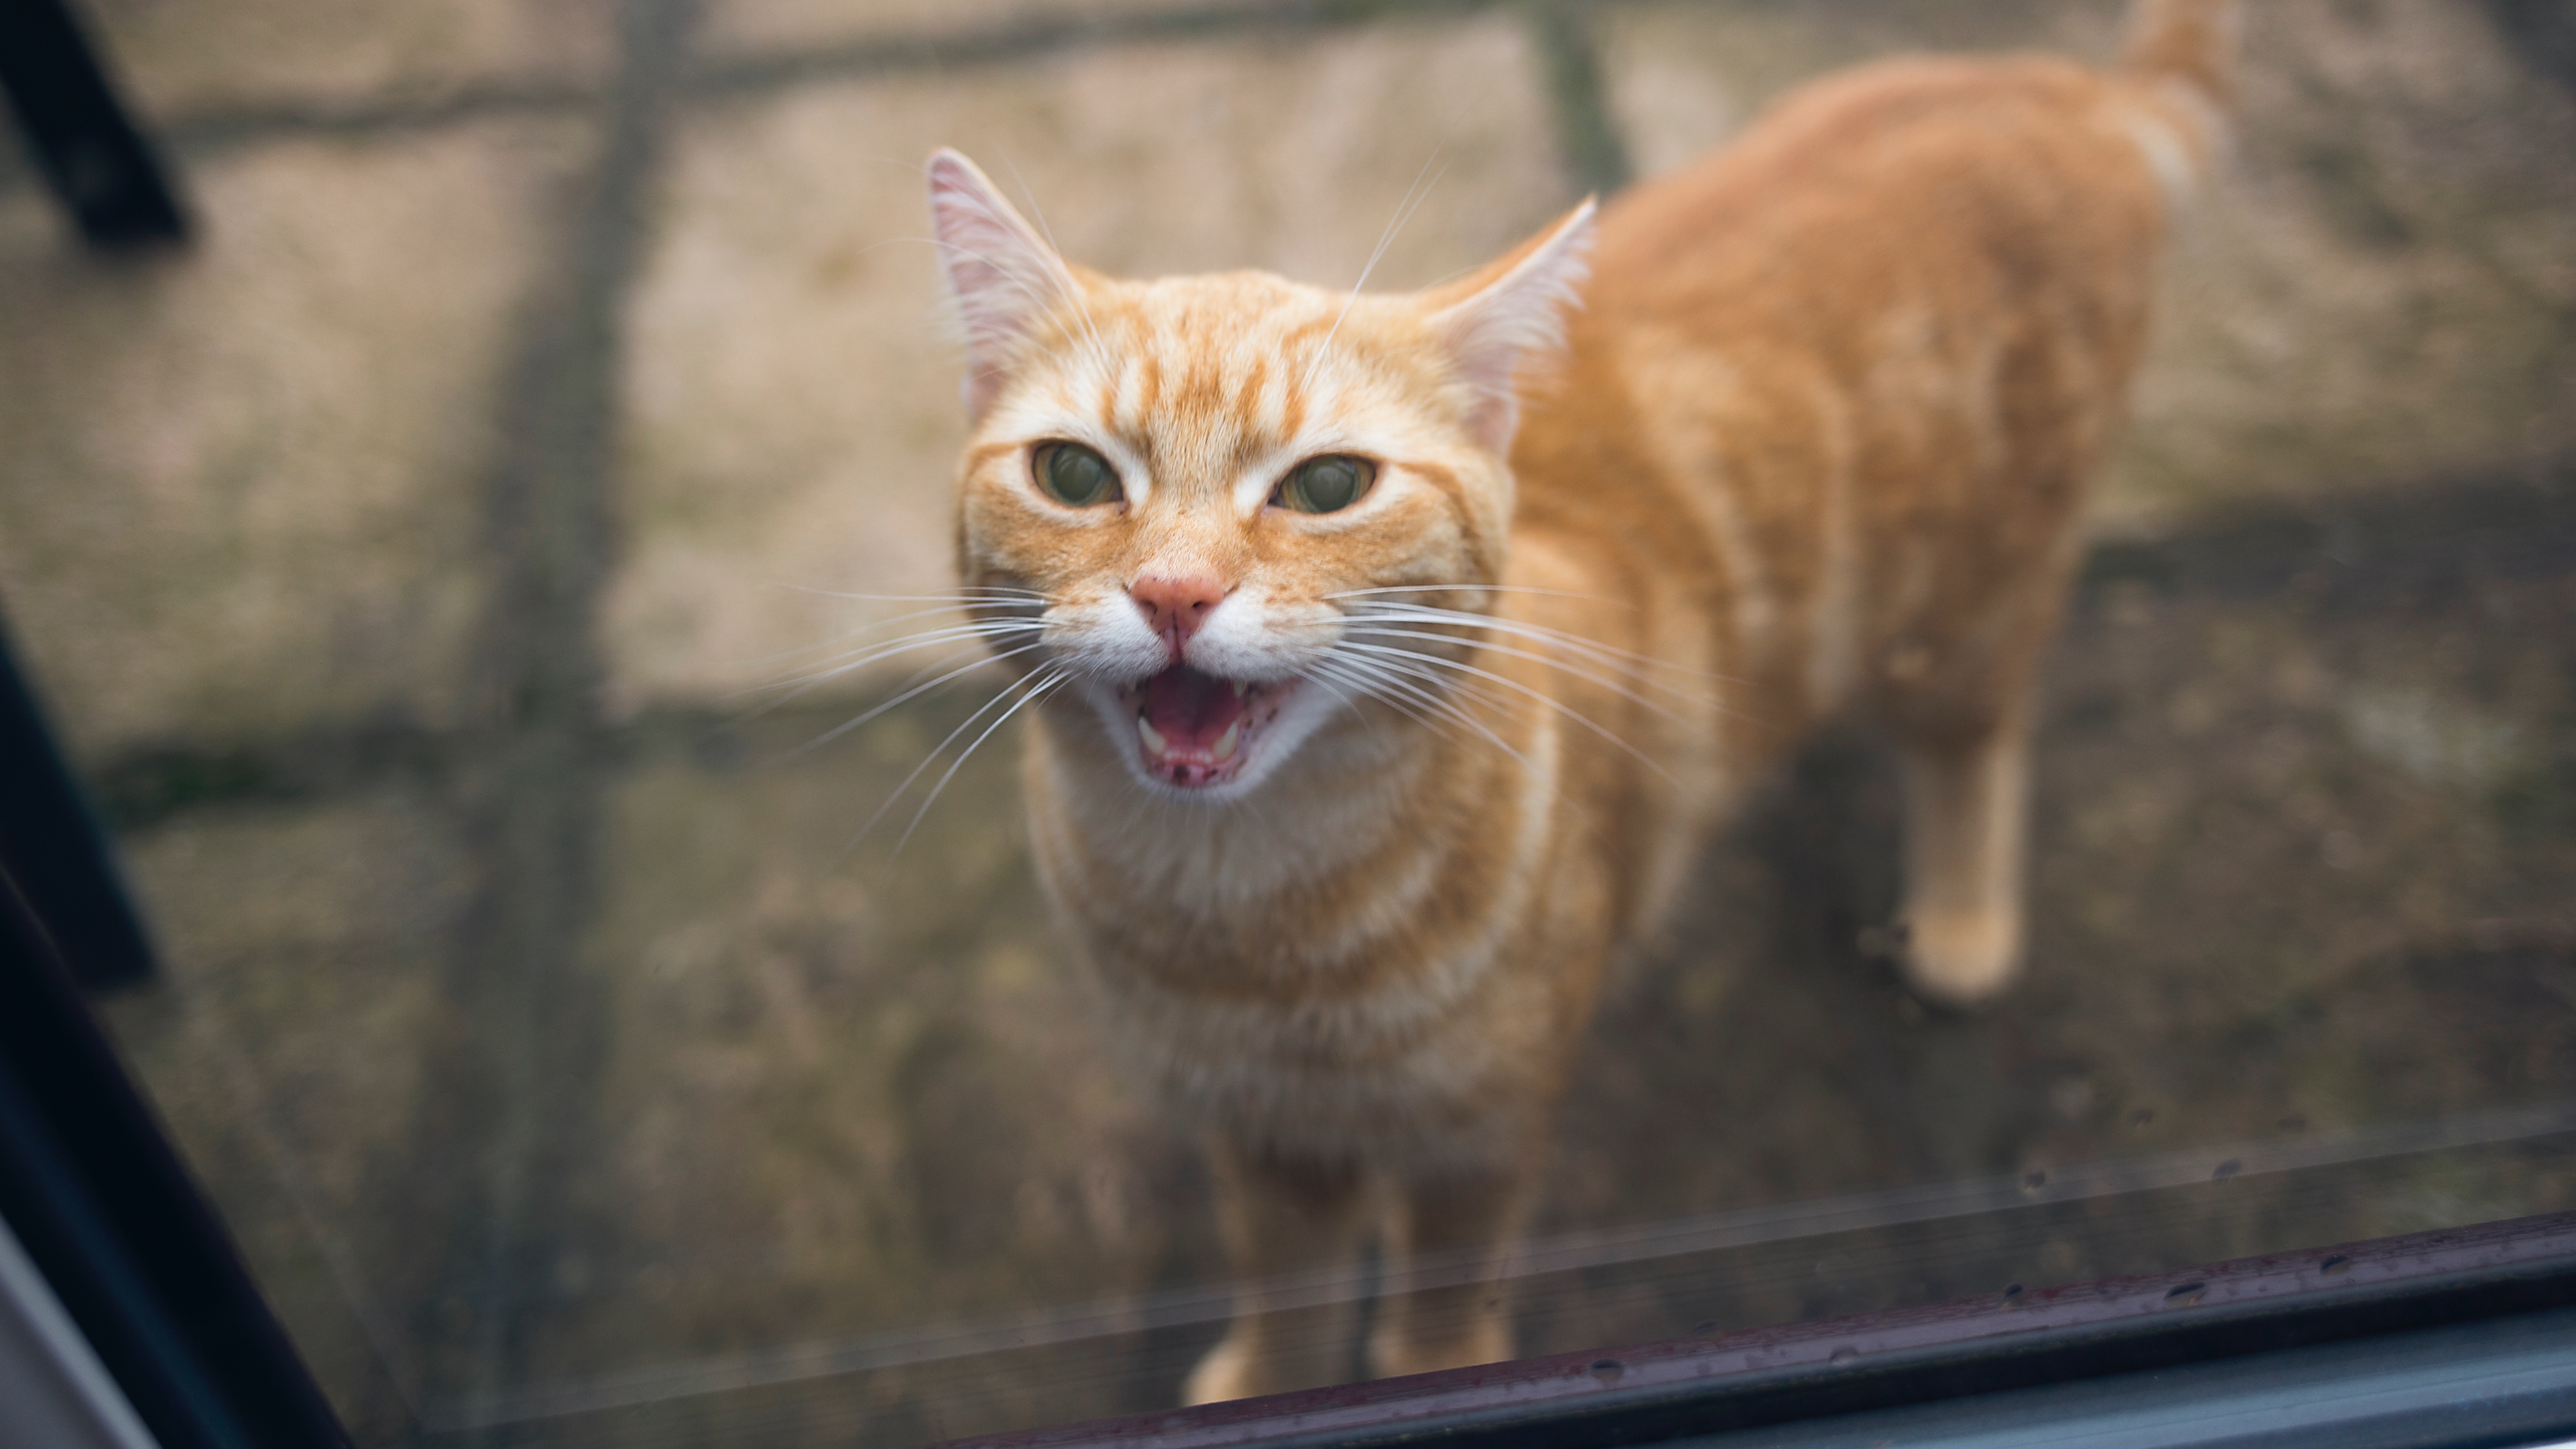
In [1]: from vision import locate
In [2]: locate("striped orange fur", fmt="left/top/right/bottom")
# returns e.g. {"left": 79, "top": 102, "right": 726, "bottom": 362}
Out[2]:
{"left": 926, "top": 0, "right": 2235, "bottom": 1402}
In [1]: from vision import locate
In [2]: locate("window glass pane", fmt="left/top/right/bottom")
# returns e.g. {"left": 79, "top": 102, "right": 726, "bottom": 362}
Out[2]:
{"left": 2, "top": 0, "right": 2570, "bottom": 1444}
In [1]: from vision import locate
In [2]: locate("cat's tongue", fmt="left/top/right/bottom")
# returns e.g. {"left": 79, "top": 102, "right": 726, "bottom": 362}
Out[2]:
{"left": 1139, "top": 665, "right": 1247, "bottom": 758}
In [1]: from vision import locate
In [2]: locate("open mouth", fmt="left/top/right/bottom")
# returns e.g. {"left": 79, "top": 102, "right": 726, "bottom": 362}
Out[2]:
{"left": 1122, "top": 664, "right": 1295, "bottom": 789}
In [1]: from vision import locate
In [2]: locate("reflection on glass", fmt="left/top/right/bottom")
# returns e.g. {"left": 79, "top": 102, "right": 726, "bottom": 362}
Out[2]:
{"left": 0, "top": 0, "right": 2569, "bottom": 1445}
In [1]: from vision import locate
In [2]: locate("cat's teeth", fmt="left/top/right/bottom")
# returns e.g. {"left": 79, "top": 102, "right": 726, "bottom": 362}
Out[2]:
{"left": 1230, "top": 679, "right": 1248, "bottom": 698}
{"left": 1136, "top": 713, "right": 1168, "bottom": 757}
{"left": 1211, "top": 720, "right": 1241, "bottom": 762}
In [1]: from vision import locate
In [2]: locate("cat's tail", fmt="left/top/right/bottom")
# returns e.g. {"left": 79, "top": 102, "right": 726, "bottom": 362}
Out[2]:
{"left": 2113, "top": 0, "right": 2238, "bottom": 207}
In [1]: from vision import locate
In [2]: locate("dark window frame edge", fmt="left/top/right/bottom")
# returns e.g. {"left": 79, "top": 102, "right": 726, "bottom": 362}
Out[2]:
{"left": 0, "top": 850, "right": 350, "bottom": 1448}
{"left": 944, "top": 1211, "right": 2576, "bottom": 1449}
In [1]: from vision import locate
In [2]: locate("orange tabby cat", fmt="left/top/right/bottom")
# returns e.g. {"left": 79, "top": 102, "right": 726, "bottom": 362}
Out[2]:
{"left": 924, "top": 0, "right": 2234, "bottom": 1404}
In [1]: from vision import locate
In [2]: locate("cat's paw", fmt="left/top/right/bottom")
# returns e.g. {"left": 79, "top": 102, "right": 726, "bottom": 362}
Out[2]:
{"left": 1898, "top": 907, "right": 2021, "bottom": 1009}
{"left": 1182, "top": 1334, "right": 1256, "bottom": 1406}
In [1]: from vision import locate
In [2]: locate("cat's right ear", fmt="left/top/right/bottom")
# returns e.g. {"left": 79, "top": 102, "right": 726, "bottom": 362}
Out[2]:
{"left": 926, "top": 149, "right": 1078, "bottom": 420}
{"left": 1420, "top": 199, "right": 1597, "bottom": 454}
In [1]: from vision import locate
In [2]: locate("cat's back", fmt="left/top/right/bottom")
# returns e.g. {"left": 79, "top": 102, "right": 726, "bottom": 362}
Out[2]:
{"left": 1581, "top": 53, "right": 2173, "bottom": 344}
{"left": 1512, "top": 46, "right": 2197, "bottom": 756}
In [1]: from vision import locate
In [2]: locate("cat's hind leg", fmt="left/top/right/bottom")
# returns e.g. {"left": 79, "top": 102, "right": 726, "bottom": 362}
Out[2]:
{"left": 1893, "top": 706, "right": 2032, "bottom": 1008}
{"left": 1183, "top": 1137, "right": 1374, "bottom": 1405}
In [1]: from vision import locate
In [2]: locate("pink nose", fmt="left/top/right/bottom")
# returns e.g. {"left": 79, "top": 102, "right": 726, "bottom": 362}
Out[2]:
{"left": 1131, "top": 572, "right": 1228, "bottom": 654}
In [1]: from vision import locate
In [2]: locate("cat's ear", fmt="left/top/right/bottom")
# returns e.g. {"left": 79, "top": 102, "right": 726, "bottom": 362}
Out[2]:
{"left": 926, "top": 148, "right": 1079, "bottom": 420}
{"left": 1422, "top": 199, "right": 1597, "bottom": 453}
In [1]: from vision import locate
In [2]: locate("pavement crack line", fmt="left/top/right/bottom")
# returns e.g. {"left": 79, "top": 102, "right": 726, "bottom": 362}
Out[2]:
{"left": 418, "top": 0, "right": 701, "bottom": 1443}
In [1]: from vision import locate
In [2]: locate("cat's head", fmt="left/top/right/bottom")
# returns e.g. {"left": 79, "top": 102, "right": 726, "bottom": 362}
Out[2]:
{"left": 927, "top": 149, "right": 1592, "bottom": 801}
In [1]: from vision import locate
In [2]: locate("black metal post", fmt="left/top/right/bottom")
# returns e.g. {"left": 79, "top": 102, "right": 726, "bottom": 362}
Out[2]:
{"left": 0, "top": 0, "right": 189, "bottom": 246}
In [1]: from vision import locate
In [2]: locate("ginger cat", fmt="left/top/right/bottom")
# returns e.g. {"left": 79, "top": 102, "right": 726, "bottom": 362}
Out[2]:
{"left": 924, "top": 0, "right": 2235, "bottom": 1405}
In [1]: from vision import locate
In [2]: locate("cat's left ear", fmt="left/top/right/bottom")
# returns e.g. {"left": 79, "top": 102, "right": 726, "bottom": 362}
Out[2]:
{"left": 1422, "top": 199, "right": 1597, "bottom": 453}
{"left": 926, "top": 148, "right": 1081, "bottom": 420}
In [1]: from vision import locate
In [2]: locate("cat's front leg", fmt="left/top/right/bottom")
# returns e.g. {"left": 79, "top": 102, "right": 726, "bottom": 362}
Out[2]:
{"left": 1366, "top": 1159, "right": 1537, "bottom": 1381}
{"left": 1183, "top": 1135, "right": 1374, "bottom": 1405}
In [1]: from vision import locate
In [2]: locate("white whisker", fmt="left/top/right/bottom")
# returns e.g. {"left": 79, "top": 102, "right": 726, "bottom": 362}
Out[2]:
{"left": 842, "top": 665, "right": 1065, "bottom": 858}
{"left": 1309, "top": 655, "right": 1447, "bottom": 731}
{"left": 1334, "top": 640, "right": 1674, "bottom": 781}
{"left": 933, "top": 237, "right": 1113, "bottom": 378}
{"left": 1319, "top": 642, "right": 1535, "bottom": 742}
{"left": 893, "top": 668, "right": 1074, "bottom": 855}
{"left": 997, "top": 151, "right": 1114, "bottom": 378}
{"left": 1316, "top": 655, "right": 1639, "bottom": 834}
{"left": 1316, "top": 646, "right": 1505, "bottom": 722}
{"left": 1301, "top": 148, "right": 1447, "bottom": 394}
{"left": 783, "top": 586, "right": 1048, "bottom": 604}
{"left": 1307, "top": 662, "right": 1468, "bottom": 753}
{"left": 1341, "top": 625, "right": 1692, "bottom": 717}
{"left": 872, "top": 641, "right": 1017, "bottom": 699}
{"left": 1343, "top": 600, "right": 1714, "bottom": 679}
{"left": 727, "top": 603, "right": 1041, "bottom": 673}
{"left": 1310, "top": 654, "right": 1530, "bottom": 774}
{"left": 873, "top": 228, "right": 1102, "bottom": 372}
{"left": 1326, "top": 583, "right": 1618, "bottom": 604}
{"left": 785, "top": 641, "right": 1050, "bottom": 756}
{"left": 1346, "top": 603, "right": 1743, "bottom": 705}
{"left": 789, "top": 617, "right": 1048, "bottom": 668}
{"left": 747, "top": 620, "right": 1049, "bottom": 707}
{"left": 764, "top": 617, "right": 1047, "bottom": 680}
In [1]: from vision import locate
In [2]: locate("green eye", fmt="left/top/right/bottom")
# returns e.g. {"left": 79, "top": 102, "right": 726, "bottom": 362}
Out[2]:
{"left": 1276, "top": 456, "right": 1375, "bottom": 515}
{"left": 1036, "top": 443, "right": 1121, "bottom": 507}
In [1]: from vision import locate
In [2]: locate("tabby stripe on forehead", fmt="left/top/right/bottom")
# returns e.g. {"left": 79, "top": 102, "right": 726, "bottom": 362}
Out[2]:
{"left": 1275, "top": 370, "right": 1306, "bottom": 443}
{"left": 1096, "top": 369, "right": 1125, "bottom": 432}
{"left": 1180, "top": 352, "right": 1231, "bottom": 423}
{"left": 1279, "top": 314, "right": 1333, "bottom": 369}
{"left": 1135, "top": 353, "right": 1163, "bottom": 429}
{"left": 1234, "top": 356, "right": 1272, "bottom": 438}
